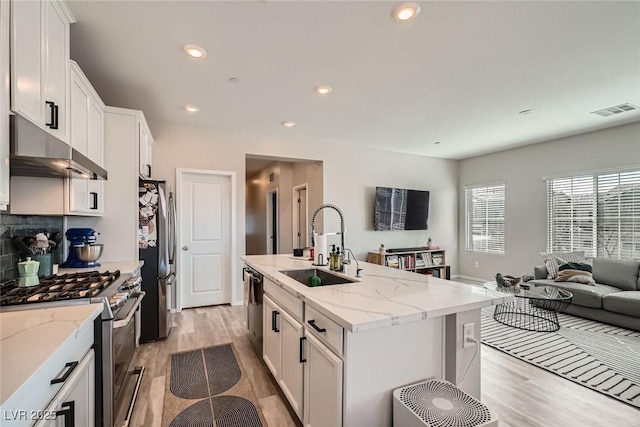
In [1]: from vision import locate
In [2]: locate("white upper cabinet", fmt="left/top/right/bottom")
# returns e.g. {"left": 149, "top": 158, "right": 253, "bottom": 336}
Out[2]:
{"left": 139, "top": 119, "right": 153, "bottom": 178}
{"left": 11, "top": 0, "right": 74, "bottom": 143}
{"left": 67, "top": 61, "right": 105, "bottom": 215}
{"left": 0, "top": 0, "right": 10, "bottom": 209}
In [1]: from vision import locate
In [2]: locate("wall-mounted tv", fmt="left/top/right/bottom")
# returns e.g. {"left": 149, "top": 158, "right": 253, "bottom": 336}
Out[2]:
{"left": 374, "top": 187, "right": 430, "bottom": 231}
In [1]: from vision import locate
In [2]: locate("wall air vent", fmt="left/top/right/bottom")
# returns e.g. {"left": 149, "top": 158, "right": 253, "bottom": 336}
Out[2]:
{"left": 591, "top": 103, "right": 638, "bottom": 117}
{"left": 269, "top": 172, "right": 275, "bottom": 183}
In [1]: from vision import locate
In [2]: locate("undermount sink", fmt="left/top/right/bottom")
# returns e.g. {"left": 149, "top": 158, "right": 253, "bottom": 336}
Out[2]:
{"left": 280, "top": 268, "right": 357, "bottom": 287}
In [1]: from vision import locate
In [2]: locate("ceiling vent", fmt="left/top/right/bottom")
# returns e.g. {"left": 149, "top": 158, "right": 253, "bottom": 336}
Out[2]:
{"left": 591, "top": 103, "right": 638, "bottom": 117}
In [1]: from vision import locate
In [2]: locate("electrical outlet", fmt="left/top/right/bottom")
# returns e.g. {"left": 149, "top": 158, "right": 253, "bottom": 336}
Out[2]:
{"left": 474, "top": 261, "right": 479, "bottom": 268}
{"left": 463, "top": 323, "right": 475, "bottom": 348}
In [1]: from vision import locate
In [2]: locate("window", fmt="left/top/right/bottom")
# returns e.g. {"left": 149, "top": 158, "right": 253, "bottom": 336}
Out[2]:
{"left": 465, "top": 184, "right": 505, "bottom": 254}
{"left": 546, "top": 169, "right": 640, "bottom": 259}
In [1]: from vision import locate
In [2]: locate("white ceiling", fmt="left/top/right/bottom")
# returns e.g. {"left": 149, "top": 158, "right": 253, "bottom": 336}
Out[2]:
{"left": 67, "top": 1, "right": 640, "bottom": 160}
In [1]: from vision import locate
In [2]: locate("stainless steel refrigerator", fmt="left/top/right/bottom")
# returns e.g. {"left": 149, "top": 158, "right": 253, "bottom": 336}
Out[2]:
{"left": 139, "top": 179, "right": 176, "bottom": 342}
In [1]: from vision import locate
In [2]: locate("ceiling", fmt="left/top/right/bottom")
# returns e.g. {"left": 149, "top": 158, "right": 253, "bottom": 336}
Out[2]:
{"left": 67, "top": 1, "right": 640, "bottom": 160}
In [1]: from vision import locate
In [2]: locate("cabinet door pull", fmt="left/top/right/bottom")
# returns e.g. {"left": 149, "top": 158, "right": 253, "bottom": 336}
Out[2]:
{"left": 50, "top": 361, "right": 79, "bottom": 384}
{"left": 90, "top": 192, "right": 98, "bottom": 210}
{"left": 45, "top": 101, "right": 55, "bottom": 128}
{"left": 299, "top": 336, "right": 307, "bottom": 363}
{"left": 307, "top": 319, "right": 326, "bottom": 333}
{"left": 55, "top": 401, "right": 75, "bottom": 427}
{"left": 147, "top": 164, "right": 151, "bottom": 178}
{"left": 271, "top": 310, "right": 280, "bottom": 332}
{"left": 52, "top": 104, "right": 59, "bottom": 129}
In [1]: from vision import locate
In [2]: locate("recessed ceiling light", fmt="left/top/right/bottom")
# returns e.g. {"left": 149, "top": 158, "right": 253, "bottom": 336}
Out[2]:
{"left": 392, "top": 2, "right": 420, "bottom": 22}
{"left": 519, "top": 109, "right": 532, "bottom": 115}
{"left": 434, "top": 141, "right": 441, "bottom": 145}
{"left": 183, "top": 44, "right": 207, "bottom": 59}
{"left": 184, "top": 105, "right": 200, "bottom": 113}
{"left": 229, "top": 77, "right": 239, "bottom": 83}
{"left": 281, "top": 121, "right": 296, "bottom": 128}
{"left": 314, "top": 85, "right": 333, "bottom": 95}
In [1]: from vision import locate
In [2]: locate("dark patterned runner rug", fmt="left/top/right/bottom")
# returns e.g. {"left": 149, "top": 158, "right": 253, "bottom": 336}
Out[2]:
{"left": 481, "top": 307, "right": 640, "bottom": 408}
{"left": 162, "top": 343, "right": 266, "bottom": 427}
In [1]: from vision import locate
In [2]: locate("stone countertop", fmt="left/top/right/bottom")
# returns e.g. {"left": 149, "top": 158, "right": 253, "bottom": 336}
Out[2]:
{"left": 0, "top": 303, "right": 103, "bottom": 409}
{"left": 243, "top": 254, "right": 513, "bottom": 333}
{"left": 58, "top": 260, "right": 143, "bottom": 276}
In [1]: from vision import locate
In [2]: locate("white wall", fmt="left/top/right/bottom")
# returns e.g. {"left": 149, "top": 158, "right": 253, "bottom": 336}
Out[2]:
{"left": 149, "top": 120, "right": 459, "bottom": 303}
{"left": 458, "top": 121, "right": 640, "bottom": 281}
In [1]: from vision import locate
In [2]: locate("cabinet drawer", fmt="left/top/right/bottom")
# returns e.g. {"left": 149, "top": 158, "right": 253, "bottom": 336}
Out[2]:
{"left": 305, "top": 305, "right": 343, "bottom": 356}
{"left": 3, "top": 318, "right": 94, "bottom": 426}
{"left": 264, "top": 277, "right": 303, "bottom": 322}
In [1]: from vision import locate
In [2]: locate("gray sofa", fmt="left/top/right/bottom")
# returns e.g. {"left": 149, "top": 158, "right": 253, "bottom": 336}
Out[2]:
{"left": 530, "top": 258, "right": 640, "bottom": 331}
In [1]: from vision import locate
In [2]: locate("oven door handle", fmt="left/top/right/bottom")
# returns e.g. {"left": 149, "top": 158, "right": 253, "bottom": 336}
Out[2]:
{"left": 113, "top": 291, "right": 146, "bottom": 329}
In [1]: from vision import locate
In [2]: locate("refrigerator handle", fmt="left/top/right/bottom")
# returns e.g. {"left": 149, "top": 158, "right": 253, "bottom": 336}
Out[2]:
{"left": 168, "top": 192, "right": 177, "bottom": 265}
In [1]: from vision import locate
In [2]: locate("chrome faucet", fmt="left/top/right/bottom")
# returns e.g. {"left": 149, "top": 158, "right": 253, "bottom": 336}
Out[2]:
{"left": 310, "top": 204, "right": 345, "bottom": 254}
{"left": 344, "top": 248, "right": 363, "bottom": 278}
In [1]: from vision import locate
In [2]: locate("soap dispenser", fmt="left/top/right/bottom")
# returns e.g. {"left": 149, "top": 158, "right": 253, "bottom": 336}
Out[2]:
{"left": 336, "top": 247, "right": 343, "bottom": 272}
{"left": 329, "top": 245, "right": 337, "bottom": 270}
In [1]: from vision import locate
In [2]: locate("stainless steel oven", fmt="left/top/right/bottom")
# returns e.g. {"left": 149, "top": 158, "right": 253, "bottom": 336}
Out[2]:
{"left": 111, "top": 281, "right": 145, "bottom": 427}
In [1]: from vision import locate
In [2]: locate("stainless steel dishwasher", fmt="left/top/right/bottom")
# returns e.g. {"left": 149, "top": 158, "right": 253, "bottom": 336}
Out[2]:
{"left": 244, "top": 266, "right": 263, "bottom": 355}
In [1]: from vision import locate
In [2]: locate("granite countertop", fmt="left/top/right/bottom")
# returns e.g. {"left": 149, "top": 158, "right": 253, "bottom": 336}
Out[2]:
{"left": 58, "top": 260, "right": 143, "bottom": 276}
{"left": 0, "top": 304, "right": 103, "bottom": 409}
{"left": 243, "top": 254, "right": 513, "bottom": 333}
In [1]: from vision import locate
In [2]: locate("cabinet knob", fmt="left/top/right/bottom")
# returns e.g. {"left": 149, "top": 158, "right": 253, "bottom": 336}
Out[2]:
{"left": 182, "top": 246, "right": 189, "bottom": 251}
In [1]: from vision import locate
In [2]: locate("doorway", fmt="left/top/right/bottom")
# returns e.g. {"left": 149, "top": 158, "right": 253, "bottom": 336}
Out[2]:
{"left": 176, "top": 169, "right": 237, "bottom": 310}
{"left": 293, "top": 183, "right": 308, "bottom": 248}
{"left": 266, "top": 189, "right": 278, "bottom": 254}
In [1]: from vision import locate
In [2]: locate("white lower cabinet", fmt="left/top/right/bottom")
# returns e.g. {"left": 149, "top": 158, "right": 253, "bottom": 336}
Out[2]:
{"left": 279, "top": 309, "right": 304, "bottom": 418}
{"left": 263, "top": 294, "right": 304, "bottom": 420}
{"left": 35, "top": 348, "right": 95, "bottom": 427}
{"left": 263, "top": 295, "right": 281, "bottom": 379}
{"left": 304, "top": 333, "right": 343, "bottom": 427}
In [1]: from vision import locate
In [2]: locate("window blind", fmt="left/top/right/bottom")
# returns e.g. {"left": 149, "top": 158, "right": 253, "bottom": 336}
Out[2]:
{"left": 546, "top": 169, "right": 640, "bottom": 259}
{"left": 465, "top": 184, "right": 505, "bottom": 254}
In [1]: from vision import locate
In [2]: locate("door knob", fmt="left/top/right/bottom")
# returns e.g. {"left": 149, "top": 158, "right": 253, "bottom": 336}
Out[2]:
{"left": 182, "top": 246, "right": 189, "bottom": 251}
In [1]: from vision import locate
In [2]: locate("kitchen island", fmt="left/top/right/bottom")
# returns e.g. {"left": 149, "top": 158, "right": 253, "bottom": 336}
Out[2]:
{"left": 243, "top": 254, "right": 512, "bottom": 427}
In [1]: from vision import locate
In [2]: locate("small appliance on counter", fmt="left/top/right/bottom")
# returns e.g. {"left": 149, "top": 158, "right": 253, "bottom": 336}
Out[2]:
{"left": 61, "top": 228, "right": 104, "bottom": 268}
{"left": 17, "top": 257, "right": 40, "bottom": 287}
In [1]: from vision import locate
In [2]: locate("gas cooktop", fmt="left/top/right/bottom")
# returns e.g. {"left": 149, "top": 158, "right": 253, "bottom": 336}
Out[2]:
{"left": 0, "top": 270, "right": 121, "bottom": 306}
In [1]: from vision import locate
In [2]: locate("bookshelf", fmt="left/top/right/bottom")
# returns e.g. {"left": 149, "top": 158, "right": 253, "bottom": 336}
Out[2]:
{"left": 367, "top": 247, "right": 450, "bottom": 280}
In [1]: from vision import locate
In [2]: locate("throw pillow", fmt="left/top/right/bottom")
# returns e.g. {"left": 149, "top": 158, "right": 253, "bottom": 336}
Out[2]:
{"left": 555, "top": 269, "right": 596, "bottom": 285}
{"left": 557, "top": 258, "right": 593, "bottom": 273}
{"left": 567, "top": 275, "right": 596, "bottom": 285}
{"left": 540, "top": 251, "right": 585, "bottom": 279}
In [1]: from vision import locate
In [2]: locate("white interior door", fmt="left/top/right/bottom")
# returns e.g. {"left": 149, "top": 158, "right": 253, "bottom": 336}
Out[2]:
{"left": 179, "top": 171, "right": 231, "bottom": 308}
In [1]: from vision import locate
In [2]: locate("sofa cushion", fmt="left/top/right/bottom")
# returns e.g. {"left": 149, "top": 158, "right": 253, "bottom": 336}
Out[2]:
{"left": 592, "top": 258, "right": 640, "bottom": 292}
{"left": 602, "top": 292, "right": 640, "bottom": 318}
{"left": 528, "top": 279, "right": 620, "bottom": 308}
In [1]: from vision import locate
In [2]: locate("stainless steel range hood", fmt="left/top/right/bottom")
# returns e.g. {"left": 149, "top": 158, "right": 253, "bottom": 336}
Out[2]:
{"left": 10, "top": 115, "right": 108, "bottom": 180}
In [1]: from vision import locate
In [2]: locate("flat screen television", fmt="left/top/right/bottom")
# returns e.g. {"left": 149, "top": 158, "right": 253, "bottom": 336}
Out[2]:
{"left": 374, "top": 187, "right": 430, "bottom": 231}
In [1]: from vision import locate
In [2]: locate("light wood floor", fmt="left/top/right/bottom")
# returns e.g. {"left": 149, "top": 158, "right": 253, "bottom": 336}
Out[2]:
{"left": 129, "top": 303, "right": 639, "bottom": 427}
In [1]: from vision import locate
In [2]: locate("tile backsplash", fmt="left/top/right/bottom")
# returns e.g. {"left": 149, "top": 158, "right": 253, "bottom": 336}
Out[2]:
{"left": 0, "top": 211, "right": 64, "bottom": 282}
